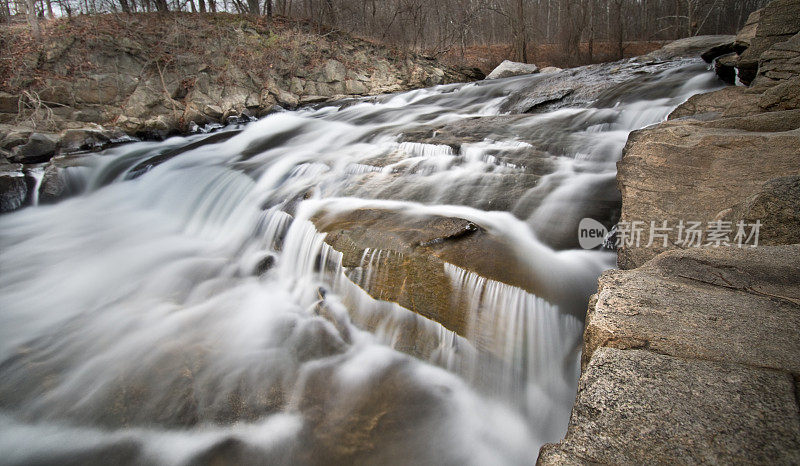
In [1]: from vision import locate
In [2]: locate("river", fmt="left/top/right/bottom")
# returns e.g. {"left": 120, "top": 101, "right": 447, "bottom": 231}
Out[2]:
{"left": 0, "top": 57, "right": 723, "bottom": 465}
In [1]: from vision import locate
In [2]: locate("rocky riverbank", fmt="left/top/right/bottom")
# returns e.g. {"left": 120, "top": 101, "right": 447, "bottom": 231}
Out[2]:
{"left": 0, "top": 13, "right": 479, "bottom": 155}
{"left": 539, "top": 0, "right": 800, "bottom": 462}
{"left": 0, "top": 13, "right": 481, "bottom": 212}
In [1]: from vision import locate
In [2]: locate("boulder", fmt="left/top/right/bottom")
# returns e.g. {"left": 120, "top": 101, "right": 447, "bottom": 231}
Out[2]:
{"left": 759, "top": 74, "right": 800, "bottom": 110}
{"left": 539, "top": 66, "right": 562, "bottom": 74}
{"left": 202, "top": 104, "right": 224, "bottom": 118}
{"left": 617, "top": 110, "right": 800, "bottom": 269}
{"left": 733, "top": 8, "right": 762, "bottom": 53}
{"left": 540, "top": 245, "right": 800, "bottom": 464}
{"left": 753, "top": 31, "right": 800, "bottom": 88}
{"left": 700, "top": 40, "right": 736, "bottom": 63}
{"left": 60, "top": 127, "right": 119, "bottom": 152}
{"left": 539, "top": 348, "right": 800, "bottom": 464}
{"left": 717, "top": 175, "right": 800, "bottom": 245}
{"left": 322, "top": 59, "right": 347, "bottom": 83}
{"left": 639, "top": 35, "right": 735, "bottom": 61}
{"left": 10, "top": 133, "right": 59, "bottom": 164}
{"left": 713, "top": 52, "right": 739, "bottom": 84}
{"left": 735, "top": 0, "right": 800, "bottom": 85}
{"left": 667, "top": 86, "right": 762, "bottom": 119}
{"left": 485, "top": 60, "right": 539, "bottom": 79}
{"left": 0, "top": 172, "right": 27, "bottom": 213}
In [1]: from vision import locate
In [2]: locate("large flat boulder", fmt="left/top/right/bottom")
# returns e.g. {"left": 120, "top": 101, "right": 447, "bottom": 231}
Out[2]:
{"left": 539, "top": 245, "right": 800, "bottom": 464}
{"left": 616, "top": 110, "right": 800, "bottom": 269}
{"left": 312, "top": 208, "right": 543, "bottom": 339}
{"left": 584, "top": 246, "right": 800, "bottom": 372}
{"left": 538, "top": 347, "right": 800, "bottom": 464}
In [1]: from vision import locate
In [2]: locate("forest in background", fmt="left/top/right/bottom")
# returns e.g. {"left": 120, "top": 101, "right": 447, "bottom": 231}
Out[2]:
{"left": 1, "top": 0, "right": 769, "bottom": 67}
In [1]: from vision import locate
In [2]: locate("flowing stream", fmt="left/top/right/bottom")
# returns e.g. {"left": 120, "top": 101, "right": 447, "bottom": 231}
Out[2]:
{"left": 0, "top": 58, "right": 723, "bottom": 465}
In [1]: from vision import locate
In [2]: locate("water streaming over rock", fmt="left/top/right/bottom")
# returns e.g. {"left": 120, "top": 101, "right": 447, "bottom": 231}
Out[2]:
{"left": 0, "top": 58, "right": 723, "bottom": 464}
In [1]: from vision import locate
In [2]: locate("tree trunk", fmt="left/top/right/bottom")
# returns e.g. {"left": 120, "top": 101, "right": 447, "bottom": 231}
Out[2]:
{"left": 119, "top": 0, "right": 131, "bottom": 13}
{"left": 154, "top": 0, "right": 169, "bottom": 12}
{"left": 198, "top": 0, "right": 206, "bottom": 12}
{"left": 24, "top": 0, "right": 41, "bottom": 40}
{"left": 514, "top": 0, "right": 527, "bottom": 62}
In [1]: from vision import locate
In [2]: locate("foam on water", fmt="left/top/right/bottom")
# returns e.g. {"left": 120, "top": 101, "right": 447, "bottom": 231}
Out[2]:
{"left": 0, "top": 57, "right": 725, "bottom": 464}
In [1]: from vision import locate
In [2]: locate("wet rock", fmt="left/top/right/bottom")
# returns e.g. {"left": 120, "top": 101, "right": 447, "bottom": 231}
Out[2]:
{"left": 717, "top": 175, "right": 800, "bottom": 245}
{"left": 60, "top": 127, "right": 118, "bottom": 152}
{"left": 297, "top": 357, "right": 463, "bottom": 465}
{"left": 485, "top": 60, "right": 539, "bottom": 79}
{"left": 10, "top": 133, "right": 59, "bottom": 164}
{"left": 0, "top": 172, "right": 27, "bottom": 213}
{"left": 312, "top": 208, "right": 547, "bottom": 339}
{"left": 713, "top": 52, "right": 738, "bottom": 84}
{"left": 639, "top": 35, "right": 735, "bottom": 61}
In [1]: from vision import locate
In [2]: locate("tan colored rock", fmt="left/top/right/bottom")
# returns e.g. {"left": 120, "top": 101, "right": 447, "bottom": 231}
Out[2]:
{"left": 717, "top": 175, "right": 800, "bottom": 245}
{"left": 736, "top": 0, "right": 800, "bottom": 85}
{"left": 616, "top": 111, "right": 800, "bottom": 269}
{"left": 754, "top": 31, "right": 800, "bottom": 88}
{"left": 733, "top": 8, "right": 761, "bottom": 53}
{"left": 667, "top": 85, "right": 762, "bottom": 119}
{"left": 760, "top": 74, "right": 800, "bottom": 110}
{"left": 539, "top": 347, "right": 800, "bottom": 465}
{"left": 584, "top": 246, "right": 800, "bottom": 372}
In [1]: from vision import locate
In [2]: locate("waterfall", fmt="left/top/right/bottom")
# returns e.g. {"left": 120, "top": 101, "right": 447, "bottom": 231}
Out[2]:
{"left": 0, "top": 57, "right": 725, "bottom": 464}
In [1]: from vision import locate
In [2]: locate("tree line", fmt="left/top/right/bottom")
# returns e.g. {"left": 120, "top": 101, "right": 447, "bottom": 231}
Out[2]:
{"left": 2, "top": 0, "right": 768, "bottom": 64}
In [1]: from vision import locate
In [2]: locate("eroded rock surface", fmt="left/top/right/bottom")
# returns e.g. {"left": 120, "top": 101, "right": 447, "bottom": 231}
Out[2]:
{"left": 540, "top": 246, "right": 800, "bottom": 464}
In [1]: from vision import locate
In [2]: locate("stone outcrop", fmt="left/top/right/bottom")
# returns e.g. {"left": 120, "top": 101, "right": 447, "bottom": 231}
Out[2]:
{"left": 539, "top": 246, "right": 800, "bottom": 464}
{"left": 616, "top": 109, "right": 800, "bottom": 269}
{"left": 0, "top": 14, "right": 479, "bottom": 149}
{"left": 485, "top": 60, "right": 540, "bottom": 79}
{"left": 717, "top": 175, "right": 800, "bottom": 245}
{"left": 617, "top": 3, "right": 800, "bottom": 268}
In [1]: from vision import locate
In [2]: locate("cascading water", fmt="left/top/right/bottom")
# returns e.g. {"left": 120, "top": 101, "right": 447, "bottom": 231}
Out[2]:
{"left": 0, "top": 58, "right": 724, "bottom": 464}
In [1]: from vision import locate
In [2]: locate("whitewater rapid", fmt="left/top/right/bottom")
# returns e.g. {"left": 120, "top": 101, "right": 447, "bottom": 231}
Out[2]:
{"left": 0, "top": 58, "right": 723, "bottom": 465}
